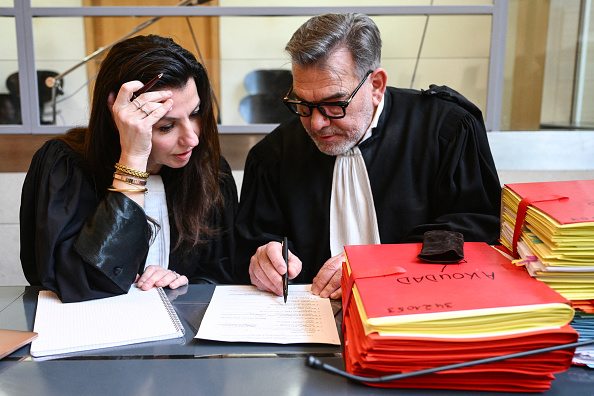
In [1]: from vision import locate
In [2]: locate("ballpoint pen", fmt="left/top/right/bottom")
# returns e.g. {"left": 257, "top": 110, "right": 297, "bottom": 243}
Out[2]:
{"left": 130, "top": 73, "right": 163, "bottom": 101}
{"left": 282, "top": 237, "right": 289, "bottom": 303}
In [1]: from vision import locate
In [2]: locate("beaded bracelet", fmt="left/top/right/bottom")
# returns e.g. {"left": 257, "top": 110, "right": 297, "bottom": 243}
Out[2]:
{"left": 113, "top": 173, "right": 148, "bottom": 186}
{"left": 114, "top": 163, "right": 149, "bottom": 179}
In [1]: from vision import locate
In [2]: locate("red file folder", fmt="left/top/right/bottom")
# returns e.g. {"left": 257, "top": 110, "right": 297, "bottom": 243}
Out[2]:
{"left": 343, "top": 242, "right": 572, "bottom": 333}
{"left": 505, "top": 179, "right": 594, "bottom": 225}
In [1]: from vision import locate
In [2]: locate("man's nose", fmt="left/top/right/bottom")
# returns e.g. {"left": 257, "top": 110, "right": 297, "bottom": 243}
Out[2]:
{"left": 309, "top": 107, "right": 331, "bottom": 130}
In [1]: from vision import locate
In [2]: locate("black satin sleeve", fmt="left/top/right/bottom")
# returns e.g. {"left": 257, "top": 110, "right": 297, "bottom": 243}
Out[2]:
{"left": 20, "top": 139, "right": 150, "bottom": 302}
{"left": 74, "top": 193, "right": 150, "bottom": 293}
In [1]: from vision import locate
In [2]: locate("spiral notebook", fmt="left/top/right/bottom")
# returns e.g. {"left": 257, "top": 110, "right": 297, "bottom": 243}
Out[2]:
{"left": 30, "top": 286, "right": 184, "bottom": 357}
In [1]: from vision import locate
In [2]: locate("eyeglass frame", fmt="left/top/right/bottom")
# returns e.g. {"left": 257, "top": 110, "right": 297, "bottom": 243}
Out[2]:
{"left": 283, "top": 70, "right": 373, "bottom": 119}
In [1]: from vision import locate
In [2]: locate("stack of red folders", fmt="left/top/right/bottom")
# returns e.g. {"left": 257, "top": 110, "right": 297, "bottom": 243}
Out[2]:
{"left": 341, "top": 242, "right": 577, "bottom": 392}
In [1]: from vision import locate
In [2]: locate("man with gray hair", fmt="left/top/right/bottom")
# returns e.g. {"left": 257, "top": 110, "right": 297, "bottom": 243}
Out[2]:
{"left": 235, "top": 13, "right": 501, "bottom": 299}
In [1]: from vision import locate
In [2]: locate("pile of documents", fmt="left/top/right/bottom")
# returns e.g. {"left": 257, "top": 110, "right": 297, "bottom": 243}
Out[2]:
{"left": 499, "top": 180, "right": 594, "bottom": 366}
{"left": 500, "top": 180, "right": 594, "bottom": 307}
{"left": 341, "top": 242, "right": 577, "bottom": 392}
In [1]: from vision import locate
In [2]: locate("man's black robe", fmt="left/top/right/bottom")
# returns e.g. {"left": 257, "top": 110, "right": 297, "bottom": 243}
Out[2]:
{"left": 235, "top": 86, "right": 502, "bottom": 284}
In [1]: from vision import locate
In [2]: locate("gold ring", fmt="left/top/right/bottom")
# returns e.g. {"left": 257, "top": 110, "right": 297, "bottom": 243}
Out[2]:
{"left": 139, "top": 105, "right": 150, "bottom": 116}
{"left": 132, "top": 99, "right": 143, "bottom": 109}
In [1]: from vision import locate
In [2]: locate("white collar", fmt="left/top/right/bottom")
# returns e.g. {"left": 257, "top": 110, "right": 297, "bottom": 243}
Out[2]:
{"left": 359, "top": 93, "right": 385, "bottom": 144}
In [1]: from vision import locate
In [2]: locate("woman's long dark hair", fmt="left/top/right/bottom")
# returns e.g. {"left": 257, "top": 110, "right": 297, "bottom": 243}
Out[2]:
{"left": 58, "top": 35, "right": 222, "bottom": 250}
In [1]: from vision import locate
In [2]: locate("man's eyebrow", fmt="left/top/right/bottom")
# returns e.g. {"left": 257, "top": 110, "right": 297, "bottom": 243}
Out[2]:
{"left": 292, "top": 90, "right": 347, "bottom": 103}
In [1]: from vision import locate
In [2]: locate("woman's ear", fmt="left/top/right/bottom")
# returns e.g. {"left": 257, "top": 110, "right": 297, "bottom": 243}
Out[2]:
{"left": 107, "top": 92, "right": 116, "bottom": 107}
{"left": 370, "top": 68, "right": 387, "bottom": 106}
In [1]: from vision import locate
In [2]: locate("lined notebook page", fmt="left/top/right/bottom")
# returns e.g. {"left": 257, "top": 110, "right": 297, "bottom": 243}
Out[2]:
{"left": 30, "top": 286, "right": 184, "bottom": 357}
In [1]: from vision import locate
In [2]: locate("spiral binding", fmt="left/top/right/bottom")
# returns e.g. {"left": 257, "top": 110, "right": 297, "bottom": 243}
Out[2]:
{"left": 157, "top": 287, "right": 185, "bottom": 336}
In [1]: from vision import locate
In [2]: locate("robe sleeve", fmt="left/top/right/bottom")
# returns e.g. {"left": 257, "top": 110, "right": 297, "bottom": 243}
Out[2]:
{"left": 20, "top": 140, "right": 150, "bottom": 302}
{"left": 401, "top": 105, "right": 501, "bottom": 245}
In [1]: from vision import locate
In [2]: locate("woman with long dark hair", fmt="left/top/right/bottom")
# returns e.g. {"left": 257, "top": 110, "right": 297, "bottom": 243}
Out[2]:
{"left": 20, "top": 35, "right": 237, "bottom": 302}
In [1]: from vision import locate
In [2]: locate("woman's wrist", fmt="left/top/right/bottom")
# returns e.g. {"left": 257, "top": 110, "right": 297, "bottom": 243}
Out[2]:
{"left": 117, "top": 154, "right": 149, "bottom": 173}
{"left": 114, "top": 163, "right": 150, "bottom": 179}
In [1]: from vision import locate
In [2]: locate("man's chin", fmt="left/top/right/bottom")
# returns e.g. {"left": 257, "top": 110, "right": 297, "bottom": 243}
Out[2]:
{"left": 312, "top": 138, "right": 355, "bottom": 156}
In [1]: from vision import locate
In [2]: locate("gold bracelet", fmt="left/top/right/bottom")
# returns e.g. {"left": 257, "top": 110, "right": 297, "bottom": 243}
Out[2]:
{"left": 113, "top": 173, "right": 147, "bottom": 186}
{"left": 107, "top": 187, "right": 148, "bottom": 193}
{"left": 114, "top": 163, "right": 149, "bottom": 179}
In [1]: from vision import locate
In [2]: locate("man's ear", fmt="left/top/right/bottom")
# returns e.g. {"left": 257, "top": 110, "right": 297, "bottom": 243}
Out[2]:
{"left": 370, "top": 68, "right": 388, "bottom": 106}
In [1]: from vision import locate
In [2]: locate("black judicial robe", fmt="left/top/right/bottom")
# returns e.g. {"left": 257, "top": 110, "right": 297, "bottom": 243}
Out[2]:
{"left": 235, "top": 86, "right": 502, "bottom": 284}
{"left": 20, "top": 139, "right": 238, "bottom": 302}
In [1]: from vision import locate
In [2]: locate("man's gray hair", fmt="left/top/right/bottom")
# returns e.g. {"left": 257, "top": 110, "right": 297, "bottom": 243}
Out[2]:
{"left": 285, "top": 13, "right": 382, "bottom": 79}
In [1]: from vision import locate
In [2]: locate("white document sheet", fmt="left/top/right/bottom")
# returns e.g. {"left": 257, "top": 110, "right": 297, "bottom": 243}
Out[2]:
{"left": 196, "top": 284, "right": 341, "bottom": 345}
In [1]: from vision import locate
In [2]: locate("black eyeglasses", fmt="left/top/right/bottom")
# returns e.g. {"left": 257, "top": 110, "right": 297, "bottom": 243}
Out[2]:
{"left": 283, "top": 71, "right": 373, "bottom": 119}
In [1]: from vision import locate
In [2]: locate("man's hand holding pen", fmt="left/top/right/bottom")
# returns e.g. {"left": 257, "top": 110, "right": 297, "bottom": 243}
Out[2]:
{"left": 249, "top": 241, "right": 301, "bottom": 298}
{"left": 248, "top": 240, "right": 344, "bottom": 299}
